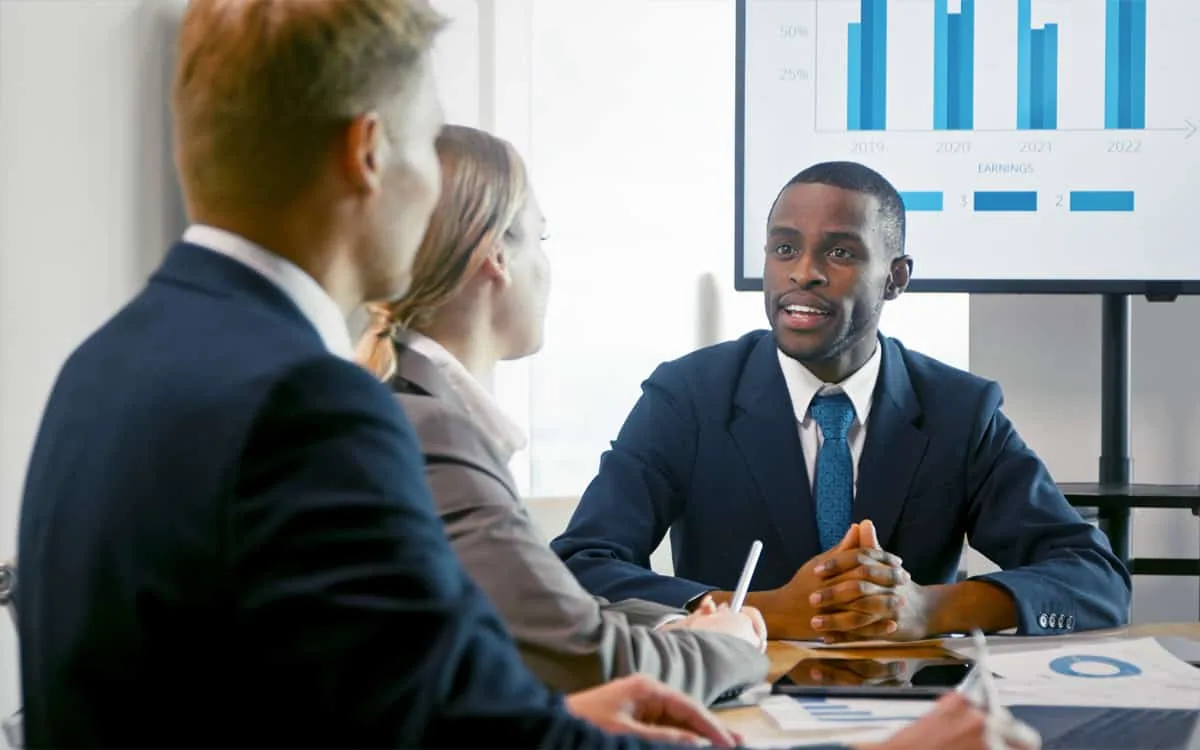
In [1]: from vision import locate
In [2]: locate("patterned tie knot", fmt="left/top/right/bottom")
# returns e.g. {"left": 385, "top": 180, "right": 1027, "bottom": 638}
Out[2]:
{"left": 810, "top": 392, "right": 855, "bottom": 441}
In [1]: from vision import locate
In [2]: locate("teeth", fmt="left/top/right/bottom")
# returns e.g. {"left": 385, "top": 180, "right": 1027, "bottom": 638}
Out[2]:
{"left": 785, "top": 305, "right": 826, "bottom": 314}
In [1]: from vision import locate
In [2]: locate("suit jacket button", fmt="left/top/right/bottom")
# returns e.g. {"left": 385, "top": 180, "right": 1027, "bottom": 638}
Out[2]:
{"left": 1066, "top": 615, "right": 1075, "bottom": 629}
{"left": 1038, "top": 613, "right": 1049, "bottom": 628}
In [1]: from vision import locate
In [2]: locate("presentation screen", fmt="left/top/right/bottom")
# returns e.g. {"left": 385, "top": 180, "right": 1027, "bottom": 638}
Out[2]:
{"left": 735, "top": 0, "right": 1200, "bottom": 294}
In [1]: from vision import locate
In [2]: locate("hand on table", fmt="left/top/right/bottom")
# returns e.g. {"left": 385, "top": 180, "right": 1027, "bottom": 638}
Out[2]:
{"left": 758, "top": 522, "right": 905, "bottom": 640}
{"left": 858, "top": 693, "right": 1041, "bottom": 750}
{"left": 810, "top": 520, "right": 931, "bottom": 643}
{"left": 659, "top": 596, "right": 768, "bottom": 652}
{"left": 564, "top": 674, "right": 741, "bottom": 747}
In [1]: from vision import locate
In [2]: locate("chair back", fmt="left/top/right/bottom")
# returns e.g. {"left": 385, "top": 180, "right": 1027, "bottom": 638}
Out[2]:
{"left": 0, "top": 562, "right": 22, "bottom": 750}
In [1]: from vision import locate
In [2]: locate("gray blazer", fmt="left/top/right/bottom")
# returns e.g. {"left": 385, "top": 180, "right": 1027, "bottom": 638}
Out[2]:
{"left": 390, "top": 347, "right": 769, "bottom": 703}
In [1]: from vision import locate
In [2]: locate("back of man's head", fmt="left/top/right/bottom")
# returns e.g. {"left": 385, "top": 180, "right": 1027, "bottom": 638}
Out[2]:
{"left": 172, "top": 0, "right": 445, "bottom": 214}
{"left": 780, "top": 161, "right": 906, "bottom": 258}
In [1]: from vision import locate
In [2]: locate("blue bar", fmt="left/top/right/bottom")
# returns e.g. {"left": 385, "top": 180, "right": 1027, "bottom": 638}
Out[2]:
{"left": 1016, "top": 0, "right": 1032, "bottom": 129}
{"left": 1104, "top": 0, "right": 1120, "bottom": 127}
{"left": 1119, "top": 0, "right": 1132, "bottom": 127}
{"left": 947, "top": 13, "right": 960, "bottom": 129}
{"left": 1106, "top": 0, "right": 1148, "bottom": 129}
{"left": 1129, "top": 0, "right": 1146, "bottom": 128}
{"left": 870, "top": 0, "right": 887, "bottom": 130}
{"left": 1069, "top": 190, "right": 1135, "bottom": 211}
{"left": 847, "top": 23, "right": 862, "bottom": 130}
{"left": 933, "top": 0, "right": 949, "bottom": 130}
{"left": 859, "top": 0, "right": 887, "bottom": 130}
{"left": 1042, "top": 24, "right": 1058, "bottom": 129}
{"left": 959, "top": 0, "right": 975, "bottom": 129}
{"left": 860, "top": 0, "right": 875, "bottom": 130}
{"left": 974, "top": 191, "right": 1038, "bottom": 212}
{"left": 1030, "top": 28, "right": 1044, "bottom": 129}
{"left": 900, "top": 191, "right": 944, "bottom": 211}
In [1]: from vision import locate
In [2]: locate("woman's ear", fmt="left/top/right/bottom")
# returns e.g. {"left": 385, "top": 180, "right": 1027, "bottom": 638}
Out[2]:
{"left": 478, "top": 244, "right": 511, "bottom": 285}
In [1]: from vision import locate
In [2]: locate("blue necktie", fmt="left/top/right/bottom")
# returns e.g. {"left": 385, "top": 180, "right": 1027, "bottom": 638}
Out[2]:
{"left": 811, "top": 392, "right": 855, "bottom": 551}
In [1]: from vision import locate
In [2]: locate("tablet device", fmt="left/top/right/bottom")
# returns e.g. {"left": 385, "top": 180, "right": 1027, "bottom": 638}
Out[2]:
{"left": 772, "top": 656, "right": 973, "bottom": 700}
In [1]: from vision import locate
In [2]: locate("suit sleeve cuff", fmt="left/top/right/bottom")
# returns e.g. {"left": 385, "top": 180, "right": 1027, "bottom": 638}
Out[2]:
{"left": 971, "top": 570, "right": 1078, "bottom": 635}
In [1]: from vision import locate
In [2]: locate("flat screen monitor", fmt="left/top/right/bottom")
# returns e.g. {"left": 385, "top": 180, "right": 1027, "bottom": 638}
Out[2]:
{"left": 735, "top": 0, "right": 1200, "bottom": 294}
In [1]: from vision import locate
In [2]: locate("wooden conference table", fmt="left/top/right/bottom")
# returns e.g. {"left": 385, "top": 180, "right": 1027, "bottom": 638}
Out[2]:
{"left": 718, "top": 622, "right": 1200, "bottom": 747}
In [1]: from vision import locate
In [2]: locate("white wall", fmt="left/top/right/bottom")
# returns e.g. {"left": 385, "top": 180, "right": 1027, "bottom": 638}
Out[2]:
{"left": 0, "top": 0, "right": 189, "bottom": 712}
{"left": 971, "top": 295, "right": 1200, "bottom": 623}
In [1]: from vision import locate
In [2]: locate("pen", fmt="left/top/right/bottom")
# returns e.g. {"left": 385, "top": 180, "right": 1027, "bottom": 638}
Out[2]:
{"left": 957, "top": 629, "right": 999, "bottom": 710}
{"left": 956, "top": 632, "right": 1042, "bottom": 750}
{"left": 729, "top": 540, "right": 763, "bottom": 613}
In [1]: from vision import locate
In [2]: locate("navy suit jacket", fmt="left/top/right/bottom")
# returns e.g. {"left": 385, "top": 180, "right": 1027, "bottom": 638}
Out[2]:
{"left": 552, "top": 331, "right": 1131, "bottom": 635}
{"left": 16, "top": 243, "right": 688, "bottom": 749}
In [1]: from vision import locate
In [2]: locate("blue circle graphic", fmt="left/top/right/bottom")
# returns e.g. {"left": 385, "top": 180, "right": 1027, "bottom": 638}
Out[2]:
{"left": 1048, "top": 655, "right": 1143, "bottom": 678}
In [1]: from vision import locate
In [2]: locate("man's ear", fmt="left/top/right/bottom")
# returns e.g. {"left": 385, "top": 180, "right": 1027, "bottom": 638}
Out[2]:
{"left": 343, "top": 113, "right": 387, "bottom": 195}
{"left": 884, "top": 255, "right": 913, "bottom": 300}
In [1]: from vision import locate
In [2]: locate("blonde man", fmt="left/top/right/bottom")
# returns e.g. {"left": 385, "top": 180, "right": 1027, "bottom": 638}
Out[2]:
{"left": 15, "top": 2, "right": 738, "bottom": 748}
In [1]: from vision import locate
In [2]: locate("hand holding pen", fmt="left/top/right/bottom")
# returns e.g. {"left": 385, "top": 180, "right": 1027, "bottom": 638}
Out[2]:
{"left": 956, "top": 630, "right": 1043, "bottom": 750}
{"left": 856, "top": 634, "right": 1042, "bottom": 750}
{"left": 659, "top": 541, "right": 768, "bottom": 651}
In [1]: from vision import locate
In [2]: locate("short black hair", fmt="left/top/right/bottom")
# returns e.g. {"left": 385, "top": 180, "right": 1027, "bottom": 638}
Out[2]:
{"left": 772, "top": 161, "right": 906, "bottom": 258}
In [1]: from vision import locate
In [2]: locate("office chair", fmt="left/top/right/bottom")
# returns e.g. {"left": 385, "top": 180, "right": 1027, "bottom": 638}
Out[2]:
{"left": 0, "top": 562, "right": 21, "bottom": 749}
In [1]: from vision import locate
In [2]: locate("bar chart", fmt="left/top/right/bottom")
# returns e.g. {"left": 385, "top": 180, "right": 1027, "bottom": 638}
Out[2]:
{"left": 739, "top": 0, "right": 1200, "bottom": 287}
{"left": 835, "top": 0, "right": 1151, "bottom": 133}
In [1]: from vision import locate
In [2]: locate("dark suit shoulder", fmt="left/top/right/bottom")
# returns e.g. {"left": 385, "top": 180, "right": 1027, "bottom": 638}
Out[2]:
{"left": 642, "top": 330, "right": 770, "bottom": 399}
{"left": 265, "top": 353, "right": 406, "bottom": 420}
{"left": 65, "top": 277, "right": 328, "bottom": 404}
{"left": 884, "top": 336, "right": 1002, "bottom": 411}
{"left": 655, "top": 330, "right": 769, "bottom": 377}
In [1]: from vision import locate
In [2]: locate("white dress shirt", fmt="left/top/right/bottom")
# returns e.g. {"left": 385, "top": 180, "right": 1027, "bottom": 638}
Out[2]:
{"left": 182, "top": 224, "right": 354, "bottom": 359}
{"left": 776, "top": 343, "right": 883, "bottom": 495}
{"left": 401, "top": 331, "right": 528, "bottom": 461}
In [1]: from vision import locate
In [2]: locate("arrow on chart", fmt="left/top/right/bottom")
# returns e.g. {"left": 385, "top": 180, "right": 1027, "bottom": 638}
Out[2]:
{"left": 1185, "top": 119, "right": 1198, "bottom": 139}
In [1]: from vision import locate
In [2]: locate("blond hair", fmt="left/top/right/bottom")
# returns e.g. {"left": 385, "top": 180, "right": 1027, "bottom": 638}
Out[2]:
{"left": 172, "top": 0, "right": 446, "bottom": 211}
{"left": 356, "top": 125, "right": 529, "bottom": 380}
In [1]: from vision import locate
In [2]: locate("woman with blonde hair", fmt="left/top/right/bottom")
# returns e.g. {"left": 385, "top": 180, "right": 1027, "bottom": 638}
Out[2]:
{"left": 356, "top": 124, "right": 770, "bottom": 703}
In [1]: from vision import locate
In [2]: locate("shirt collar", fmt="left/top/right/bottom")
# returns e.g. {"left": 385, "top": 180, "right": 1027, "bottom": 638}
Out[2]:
{"left": 402, "top": 331, "right": 528, "bottom": 461}
{"left": 776, "top": 340, "right": 883, "bottom": 427}
{"left": 182, "top": 224, "right": 354, "bottom": 359}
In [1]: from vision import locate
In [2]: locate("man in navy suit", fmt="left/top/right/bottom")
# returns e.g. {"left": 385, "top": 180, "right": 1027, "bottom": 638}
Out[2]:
{"left": 14, "top": 1, "right": 746, "bottom": 747}
{"left": 553, "top": 162, "right": 1131, "bottom": 642}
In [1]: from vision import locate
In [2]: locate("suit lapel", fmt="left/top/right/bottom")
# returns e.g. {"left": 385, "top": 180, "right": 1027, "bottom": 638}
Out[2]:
{"left": 391, "top": 346, "right": 520, "bottom": 499}
{"left": 854, "top": 337, "right": 928, "bottom": 548}
{"left": 730, "top": 334, "right": 821, "bottom": 572}
{"left": 392, "top": 344, "right": 462, "bottom": 405}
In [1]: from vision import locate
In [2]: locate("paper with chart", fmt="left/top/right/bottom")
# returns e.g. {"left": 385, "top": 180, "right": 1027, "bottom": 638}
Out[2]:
{"left": 757, "top": 694, "right": 934, "bottom": 743}
{"left": 980, "top": 637, "right": 1200, "bottom": 710}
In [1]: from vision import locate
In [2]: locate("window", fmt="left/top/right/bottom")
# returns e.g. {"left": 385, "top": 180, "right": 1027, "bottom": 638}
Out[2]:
{"left": 491, "top": 0, "right": 969, "bottom": 499}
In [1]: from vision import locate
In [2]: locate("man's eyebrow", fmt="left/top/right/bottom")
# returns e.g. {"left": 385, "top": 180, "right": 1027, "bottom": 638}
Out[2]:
{"left": 822, "top": 230, "right": 866, "bottom": 244}
{"left": 767, "top": 225, "right": 801, "bottom": 237}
